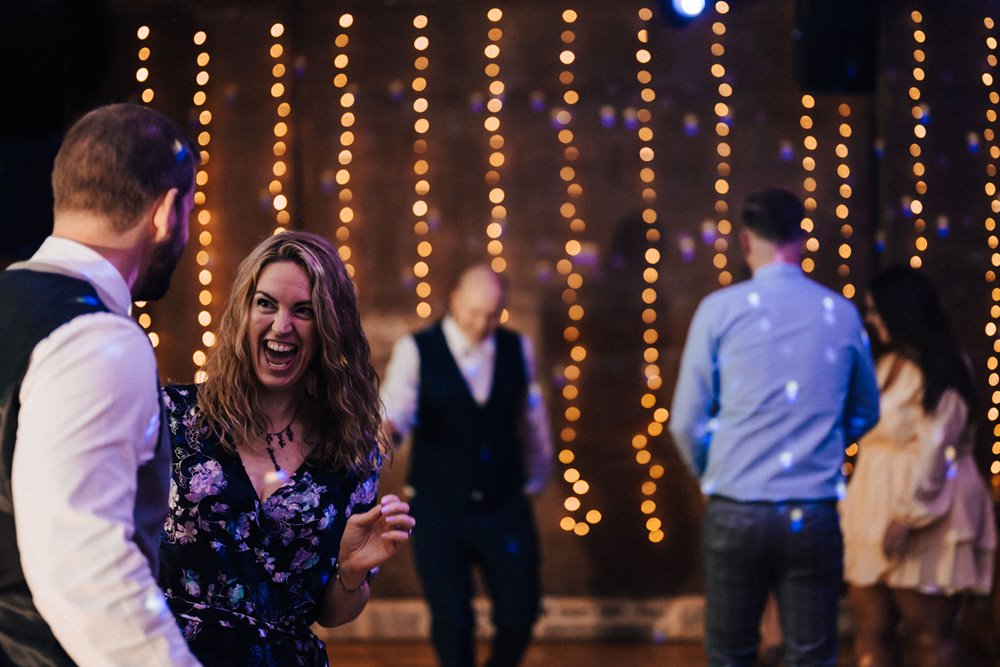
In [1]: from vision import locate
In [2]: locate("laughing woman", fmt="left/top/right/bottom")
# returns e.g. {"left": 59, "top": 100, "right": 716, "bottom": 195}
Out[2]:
{"left": 159, "top": 231, "right": 414, "bottom": 666}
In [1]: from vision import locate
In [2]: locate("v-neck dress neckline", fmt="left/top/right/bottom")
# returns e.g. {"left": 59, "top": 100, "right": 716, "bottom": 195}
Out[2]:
{"left": 158, "top": 384, "right": 380, "bottom": 666}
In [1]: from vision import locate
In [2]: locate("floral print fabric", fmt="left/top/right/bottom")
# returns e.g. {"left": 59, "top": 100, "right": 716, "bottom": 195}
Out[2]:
{"left": 159, "top": 385, "right": 379, "bottom": 666}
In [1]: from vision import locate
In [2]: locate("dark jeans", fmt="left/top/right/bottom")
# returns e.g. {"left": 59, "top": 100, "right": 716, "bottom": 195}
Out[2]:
{"left": 703, "top": 496, "right": 843, "bottom": 667}
{"left": 411, "top": 492, "right": 541, "bottom": 667}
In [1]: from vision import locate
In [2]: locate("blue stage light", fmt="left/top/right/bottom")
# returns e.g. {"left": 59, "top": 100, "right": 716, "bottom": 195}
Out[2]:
{"left": 659, "top": 0, "right": 707, "bottom": 27}
{"left": 673, "top": 0, "right": 706, "bottom": 19}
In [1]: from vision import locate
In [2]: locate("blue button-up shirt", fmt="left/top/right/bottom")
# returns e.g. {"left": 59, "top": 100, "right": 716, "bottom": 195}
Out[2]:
{"left": 669, "top": 262, "right": 879, "bottom": 502}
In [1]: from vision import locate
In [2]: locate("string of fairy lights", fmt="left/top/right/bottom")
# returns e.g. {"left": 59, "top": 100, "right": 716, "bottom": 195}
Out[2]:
{"left": 630, "top": 5, "right": 667, "bottom": 545}
{"left": 191, "top": 30, "right": 215, "bottom": 383}
{"left": 552, "top": 8, "right": 600, "bottom": 538}
{"left": 482, "top": 7, "right": 508, "bottom": 277}
{"left": 908, "top": 11, "right": 929, "bottom": 270}
{"left": 126, "top": 7, "right": 996, "bottom": 526}
{"left": 709, "top": 1, "right": 733, "bottom": 287}
{"left": 982, "top": 15, "right": 1000, "bottom": 487}
{"left": 410, "top": 14, "right": 435, "bottom": 319}
{"left": 269, "top": 23, "right": 292, "bottom": 237}
{"left": 835, "top": 103, "right": 855, "bottom": 300}
{"left": 333, "top": 13, "right": 357, "bottom": 279}
{"left": 133, "top": 25, "right": 158, "bottom": 349}
{"left": 799, "top": 93, "right": 818, "bottom": 274}
{"left": 797, "top": 92, "right": 861, "bottom": 481}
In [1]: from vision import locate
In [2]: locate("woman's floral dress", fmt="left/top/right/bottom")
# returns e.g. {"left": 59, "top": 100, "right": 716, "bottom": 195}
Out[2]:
{"left": 158, "top": 385, "right": 379, "bottom": 666}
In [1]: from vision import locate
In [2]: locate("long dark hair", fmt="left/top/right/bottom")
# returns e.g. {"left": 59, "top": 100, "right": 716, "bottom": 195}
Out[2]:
{"left": 869, "top": 266, "right": 975, "bottom": 415}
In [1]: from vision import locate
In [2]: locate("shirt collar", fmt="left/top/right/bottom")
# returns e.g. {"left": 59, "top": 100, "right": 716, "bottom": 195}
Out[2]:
{"left": 442, "top": 315, "right": 495, "bottom": 357}
{"left": 10, "top": 236, "right": 134, "bottom": 316}
{"left": 752, "top": 261, "right": 803, "bottom": 281}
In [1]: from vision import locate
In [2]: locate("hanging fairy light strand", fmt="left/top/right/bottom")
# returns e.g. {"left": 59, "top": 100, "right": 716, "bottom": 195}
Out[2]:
{"left": 410, "top": 14, "right": 434, "bottom": 319}
{"left": 136, "top": 26, "right": 154, "bottom": 106}
{"left": 269, "top": 22, "right": 292, "bottom": 236}
{"left": 133, "top": 25, "right": 159, "bottom": 349}
{"left": 192, "top": 29, "right": 216, "bottom": 383}
{"left": 553, "top": 7, "right": 600, "bottom": 538}
{"left": 909, "top": 10, "right": 929, "bottom": 269}
{"left": 800, "top": 93, "right": 819, "bottom": 274}
{"left": 709, "top": 1, "right": 733, "bottom": 287}
{"left": 632, "top": 5, "right": 667, "bottom": 545}
{"left": 483, "top": 7, "right": 509, "bottom": 280}
{"left": 835, "top": 103, "right": 855, "bottom": 300}
{"left": 981, "top": 15, "right": 1000, "bottom": 486}
{"left": 332, "top": 13, "right": 356, "bottom": 278}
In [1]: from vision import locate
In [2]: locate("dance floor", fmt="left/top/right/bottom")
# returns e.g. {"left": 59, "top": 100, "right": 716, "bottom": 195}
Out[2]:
{"left": 328, "top": 641, "right": 709, "bottom": 666}
{"left": 327, "top": 640, "right": 856, "bottom": 666}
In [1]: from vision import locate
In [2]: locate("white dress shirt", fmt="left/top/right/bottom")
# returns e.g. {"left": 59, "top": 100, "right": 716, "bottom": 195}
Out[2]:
{"left": 380, "top": 316, "right": 554, "bottom": 495}
{"left": 10, "top": 237, "right": 198, "bottom": 666}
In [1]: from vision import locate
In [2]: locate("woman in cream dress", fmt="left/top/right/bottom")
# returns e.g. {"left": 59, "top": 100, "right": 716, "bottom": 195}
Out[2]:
{"left": 841, "top": 267, "right": 995, "bottom": 667}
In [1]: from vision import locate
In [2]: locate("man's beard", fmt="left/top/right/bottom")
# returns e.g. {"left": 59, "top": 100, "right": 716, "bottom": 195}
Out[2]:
{"left": 132, "top": 220, "right": 186, "bottom": 302}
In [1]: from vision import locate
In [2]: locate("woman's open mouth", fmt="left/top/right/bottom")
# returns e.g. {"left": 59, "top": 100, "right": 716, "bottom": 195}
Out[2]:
{"left": 263, "top": 339, "right": 299, "bottom": 371}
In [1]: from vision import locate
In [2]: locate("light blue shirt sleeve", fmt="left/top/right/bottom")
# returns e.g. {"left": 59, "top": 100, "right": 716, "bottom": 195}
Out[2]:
{"left": 843, "top": 321, "right": 880, "bottom": 442}
{"left": 669, "top": 298, "right": 719, "bottom": 478}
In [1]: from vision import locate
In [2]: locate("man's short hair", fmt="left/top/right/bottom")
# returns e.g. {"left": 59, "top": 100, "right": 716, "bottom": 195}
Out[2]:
{"left": 740, "top": 188, "right": 805, "bottom": 245}
{"left": 52, "top": 103, "right": 197, "bottom": 232}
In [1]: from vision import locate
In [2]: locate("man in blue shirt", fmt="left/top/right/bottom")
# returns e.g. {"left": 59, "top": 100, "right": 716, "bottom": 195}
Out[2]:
{"left": 670, "top": 188, "right": 880, "bottom": 666}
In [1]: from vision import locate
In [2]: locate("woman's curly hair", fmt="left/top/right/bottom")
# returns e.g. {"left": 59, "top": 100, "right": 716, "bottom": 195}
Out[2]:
{"left": 197, "top": 230, "right": 386, "bottom": 476}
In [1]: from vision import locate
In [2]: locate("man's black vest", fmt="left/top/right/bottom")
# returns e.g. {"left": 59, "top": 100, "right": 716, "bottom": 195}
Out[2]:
{"left": 0, "top": 270, "right": 122, "bottom": 666}
{"left": 409, "top": 323, "right": 527, "bottom": 506}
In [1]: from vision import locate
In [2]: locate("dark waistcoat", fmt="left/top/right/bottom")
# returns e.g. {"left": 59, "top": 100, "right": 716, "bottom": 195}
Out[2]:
{"left": 409, "top": 323, "right": 527, "bottom": 506}
{"left": 0, "top": 269, "right": 167, "bottom": 666}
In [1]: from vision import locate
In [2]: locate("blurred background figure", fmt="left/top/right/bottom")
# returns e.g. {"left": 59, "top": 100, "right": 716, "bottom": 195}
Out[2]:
{"left": 670, "top": 188, "right": 880, "bottom": 666}
{"left": 842, "top": 266, "right": 996, "bottom": 667}
{"left": 380, "top": 263, "right": 553, "bottom": 667}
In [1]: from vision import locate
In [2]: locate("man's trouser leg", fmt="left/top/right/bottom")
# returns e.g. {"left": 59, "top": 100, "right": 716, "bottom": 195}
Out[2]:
{"left": 703, "top": 497, "right": 772, "bottom": 667}
{"left": 474, "top": 493, "right": 541, "bottom": 667}
{"left": 412, "top": 498, "right": 476, "bottom": 667}
{"left": 773, "top": 500, "right": 842, "bottom": 667}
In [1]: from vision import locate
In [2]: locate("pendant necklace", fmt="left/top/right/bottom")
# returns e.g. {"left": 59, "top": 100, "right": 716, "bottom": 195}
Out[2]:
{"left": 264, "top": 410, "right": 297, "bottom": 474}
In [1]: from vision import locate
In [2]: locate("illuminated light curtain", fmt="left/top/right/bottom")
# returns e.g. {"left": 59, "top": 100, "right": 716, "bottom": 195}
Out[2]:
{"left": 482, "top": 7, "right": 509, "bottom": 287}
{"left": 834, "top": 103, "right": 855, "bottom": 300}
{"left": 709, "top": 1, "right": 734, "bottom": 287}
{"left": 553, "top": 7, "right": 600, "bottom": 538}
{"left": 835, "top": 100, "right": 860, "bottom": 475}
{"left": 133, "top": 25, "right": 159, "bottom": 349}
{"left": 410, "top": 14, "right": 435, "bottom": 319}
{"left": 981, "top": 15, "right": 1000, "bottom": 487}
{"left": 192, "top": 30, "right": 216, "bottom": 383}
{"left": 908, "top": 10, "right": 929, "bottom": 269}
{"left": 631, "top": 5, "right": 667, "bottom": 544}
{"left": 799, "top": 94, "right": 819, "bottom": 274}
{"left": 332, "top": 13, "right": 356, "bottom": 278}
{"left": 269, "top": 23, "right": 293, "bottom": 236}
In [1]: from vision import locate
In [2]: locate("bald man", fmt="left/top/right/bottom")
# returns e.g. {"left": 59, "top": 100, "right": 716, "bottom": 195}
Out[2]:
{"left": 381, "top": 264, "right": 553, "bottom": 667}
